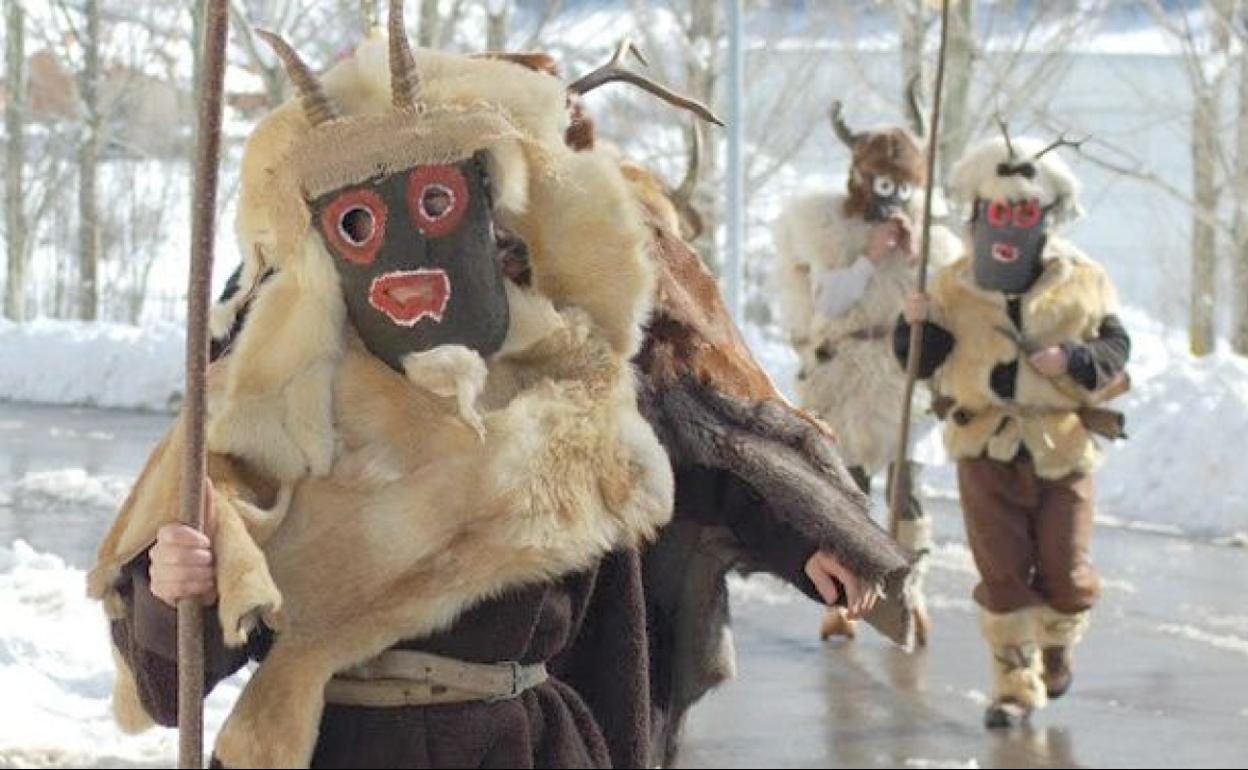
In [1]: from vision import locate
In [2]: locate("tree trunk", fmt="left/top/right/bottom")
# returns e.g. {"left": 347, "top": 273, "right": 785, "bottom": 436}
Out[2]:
{"left": 485, "top": 0, "right": 509, "bottom": 50}
{"left": 78, "top": 0, "right": 102, "bottom": 321}
{"left": 1189, "top": 1, "right": 1234, "bottom": 357}
{"left": 1233, "top": 7, "right": 1248, "bottom": 356}
{"left": 418, "top": 0, "right": 439, "bottom": 47}
{"left": 897, "top": 0, "right": 924, "bottom": 109}
{"left": 938, "top": 0, "right": 975, "bottom": 185}
{"left": 1190, "top": 85, "right": 1219, "bottom": 357}
{"left": 5, "top": 0, "right": 27, "bottom": 321}
{"left": 687, "top": 0, "right": 721, "bottom": 266}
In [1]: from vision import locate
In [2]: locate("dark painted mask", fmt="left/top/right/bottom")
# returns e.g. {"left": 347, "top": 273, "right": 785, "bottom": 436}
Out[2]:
{"left": 861, "top": 173, "right": 915, "bottom": 223}
{"left": 310, "top": 151, "right": 509, "bottom": 371}
{"left": 971, "top": 198, "right": 1050, "bottom": 294}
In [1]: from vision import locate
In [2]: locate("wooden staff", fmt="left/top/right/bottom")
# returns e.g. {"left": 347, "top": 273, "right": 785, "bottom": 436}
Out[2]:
{"left": 180, "top": 1, "right": 229, "bottom": 766}
{"left": 889, "top": 0, "right": 951, "bottom": 537}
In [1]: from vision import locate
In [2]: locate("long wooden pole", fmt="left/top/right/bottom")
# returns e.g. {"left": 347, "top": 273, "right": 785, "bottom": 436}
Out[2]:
{"left": 889, "top": 0, "right": 951, "bottom": 537}
{"left": 180, "top": 1, "right": 229, "bottom": 766}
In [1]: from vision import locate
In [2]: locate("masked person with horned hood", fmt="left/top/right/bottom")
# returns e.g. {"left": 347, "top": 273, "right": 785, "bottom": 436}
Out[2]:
{"left": 772, "top": 97, "right": 962, "bottom": 644}
{"left": 898, "top": 129, "right": 1130, "bottom": 728}
{"left": 86, "top": 8, "right": 917, "bottom": 767}
{"left": 86, "top": 8, "right": 680, "bottom": 766}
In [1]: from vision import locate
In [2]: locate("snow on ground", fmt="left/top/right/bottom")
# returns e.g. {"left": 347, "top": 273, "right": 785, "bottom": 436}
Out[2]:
{"left": 0, "top": 540, "right": 243, "bottom": 768}
{"left": 0, "top": 470, "right": 130, "bottom": 513}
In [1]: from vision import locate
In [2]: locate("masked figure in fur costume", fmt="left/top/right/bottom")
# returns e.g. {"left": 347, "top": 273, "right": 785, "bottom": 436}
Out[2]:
{"left": 897, "top": 126, "right": 1130, "bottom": 728}
{"left": 87, "top": 5, "right": 678, "bottom": 766}
{"left": 772, "top": 96, "right": 961, "bottom": 643}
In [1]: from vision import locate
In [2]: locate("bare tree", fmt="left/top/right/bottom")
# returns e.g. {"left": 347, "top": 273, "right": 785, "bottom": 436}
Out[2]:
{"left": 5, "top": 0, "right": 27, "bottom": 321}
{"left": 1137, "top": 0, "right": 1236, "bottom": 356}
{"left": 1233, "top": 2, "right": 1248, "bottom": 356}
{"left": 78, "top": 0, "right": 102, "bottom": 321}
{"left": 937, "top": 0, "right": 975, "bottom": 183}
{"left": 894, "top": 1, "right": 1101, "bottom": 191}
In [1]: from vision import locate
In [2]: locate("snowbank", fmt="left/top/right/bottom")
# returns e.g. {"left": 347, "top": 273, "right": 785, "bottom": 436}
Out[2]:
{"left": 0, "top": 540, "right": 243, "bottom": 768}
{"left": 1097, "top": 309, "right": 1248, "bottom": 538}
{"left": 0, "top": 319, "right": 185, "bottom": 412}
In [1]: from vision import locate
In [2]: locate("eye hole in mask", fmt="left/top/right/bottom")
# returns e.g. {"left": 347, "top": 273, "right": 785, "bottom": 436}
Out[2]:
{"left": 321, "top": 188, "right": 388, "bottom": 265}
{"left": 986, "top": 200, "right": 1011, "bottom": 228}
{"left": 408, "top": 165, "right": 469, "bottom": 238}
{"left": 1012, "top": 199, "right": 1042, "bottom": 228}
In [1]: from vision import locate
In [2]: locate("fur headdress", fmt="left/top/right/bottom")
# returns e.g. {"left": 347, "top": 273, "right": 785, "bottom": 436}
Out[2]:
{"left": 209, "top": 18, "right": 653, "bottom": 483}
{"left": 950, "top": 133, "right": 1084, "bottom": 227}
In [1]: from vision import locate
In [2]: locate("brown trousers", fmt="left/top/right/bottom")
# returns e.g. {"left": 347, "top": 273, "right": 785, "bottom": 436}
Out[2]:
{"left": 957, "top": 456, "right": 1101, "bottom": 614}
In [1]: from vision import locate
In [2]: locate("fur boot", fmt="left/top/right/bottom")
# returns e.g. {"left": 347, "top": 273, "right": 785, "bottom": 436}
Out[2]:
{"left": 980, "top": 608, "right": 1047, "bottom": 728}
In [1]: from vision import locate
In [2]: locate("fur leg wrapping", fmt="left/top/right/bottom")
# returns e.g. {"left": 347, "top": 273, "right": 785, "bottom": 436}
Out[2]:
{"left": 980, "top": 608, "right": 1048, "bottom": 710}
{"left": 1033, "top": 605, "right": 1090, "bottom": 649}
{"left": 896, "top": 517, "right": 932, "bottom": 645}
{"left": 895, "top": 516, "right": 933, "bottom": 555}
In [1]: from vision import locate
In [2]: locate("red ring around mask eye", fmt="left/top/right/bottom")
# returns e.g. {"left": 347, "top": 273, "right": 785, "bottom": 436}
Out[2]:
{"left": 408, "top": 165, "right": 469, "bottom": 238}
{"left": 321, "top": 188, "right": 387, "bottom": 265}
{"left": 986, "top": 200, "right": 1011, "bottom": 228}
{"left": 1013, "top": 198, "right": 1042, "bottom": 229}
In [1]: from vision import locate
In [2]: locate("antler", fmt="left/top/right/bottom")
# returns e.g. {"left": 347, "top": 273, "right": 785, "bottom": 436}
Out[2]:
{"left": 1032, "top": 131, "right": 1090, "bottom": 160}
{"left": 905, "top": 75, "right": 928, "bottom": 140}
{"left": 829, "top": 100, "right": 860, "bottom": 148}
{"left": 993, "top": 113, "right": 1016, "bottom": 160}
{"left": 569, "top": 39, "right": 725, "bottom": 127}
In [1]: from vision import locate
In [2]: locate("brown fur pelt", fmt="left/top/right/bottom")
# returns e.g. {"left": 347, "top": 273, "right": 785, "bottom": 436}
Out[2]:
{"left": 629, "top": 197, "right": 914, "bottom": 626}
{"left": 843, "top": 127, "right": 926, "bottom": 220}
{"left": 88, "top": 38, "right": 674, "bottom": 769}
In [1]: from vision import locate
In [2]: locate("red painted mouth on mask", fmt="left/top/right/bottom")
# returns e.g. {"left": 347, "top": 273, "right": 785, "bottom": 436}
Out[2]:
{"left": 991, "top": 242, "right": 1019, "bottom": 263}
{"left": 368, "top": 270, "right": 451, "bottom": 326}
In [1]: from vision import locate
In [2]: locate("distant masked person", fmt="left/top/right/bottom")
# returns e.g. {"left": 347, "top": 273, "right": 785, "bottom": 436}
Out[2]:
{"left": 897, "top": 129, "right": 1130, "bottom": 728}
{"left": 772, "top": 98, "right": 962, "bottom": 644}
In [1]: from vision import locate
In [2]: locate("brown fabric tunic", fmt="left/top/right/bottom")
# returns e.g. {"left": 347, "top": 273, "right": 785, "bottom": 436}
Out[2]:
{"left": 112, "top": 548, "right": 645, "bottom": 769}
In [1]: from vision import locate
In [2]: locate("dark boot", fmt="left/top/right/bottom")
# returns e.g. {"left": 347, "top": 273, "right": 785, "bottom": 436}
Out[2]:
{"left": 1042, "top": 645, "right": 1074, "bottom": 698}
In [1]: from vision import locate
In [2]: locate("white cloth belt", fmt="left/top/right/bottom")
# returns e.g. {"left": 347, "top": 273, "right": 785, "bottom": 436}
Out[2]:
{"left": 325, "top": 649, "right": 548, "bottom": 707}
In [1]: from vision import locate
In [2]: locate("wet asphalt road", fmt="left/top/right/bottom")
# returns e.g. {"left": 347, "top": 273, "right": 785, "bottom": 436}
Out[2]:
{"left": 3, "top": 401, "right": 1247, "bottom": 768}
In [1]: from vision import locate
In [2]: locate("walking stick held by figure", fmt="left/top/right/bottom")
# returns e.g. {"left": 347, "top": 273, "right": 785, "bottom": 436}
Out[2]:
{"left": 890, "top": 0, "right": 951, "bottom": 647}
{"left": 180, "top": 1, "right": 230, "bottom": 766}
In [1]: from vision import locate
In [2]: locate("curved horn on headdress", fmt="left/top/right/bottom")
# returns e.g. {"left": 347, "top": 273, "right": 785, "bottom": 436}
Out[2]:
{"left": 994, "top": 113, "right": 1016, "bottom": 160}
{"left": 905, "top": 75, "right": 928, "bottom": 140}
{"left": 829, "top": 101, "right": 861, "bottom": 148}
{"left": 389, "top": 0, "right": 423, "bottom": 110}
{"left": 672, "top": 122, "right": 702, "bottom": 208}
{"left": 255, "top": 29, "right": 339, "bottom": 126}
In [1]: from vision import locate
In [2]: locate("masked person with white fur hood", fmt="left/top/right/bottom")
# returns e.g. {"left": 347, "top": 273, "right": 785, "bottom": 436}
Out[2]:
{"left": 772, "top": 98, "right": 961, "bottom": 644}
{"left": 897, "top": 128, "right": 1130, "bottom": 728}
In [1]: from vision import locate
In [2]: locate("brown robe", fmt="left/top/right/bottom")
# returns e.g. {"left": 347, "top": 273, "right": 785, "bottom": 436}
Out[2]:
{"left": 110, "top": 459, "right": 842, "bottom": 769}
